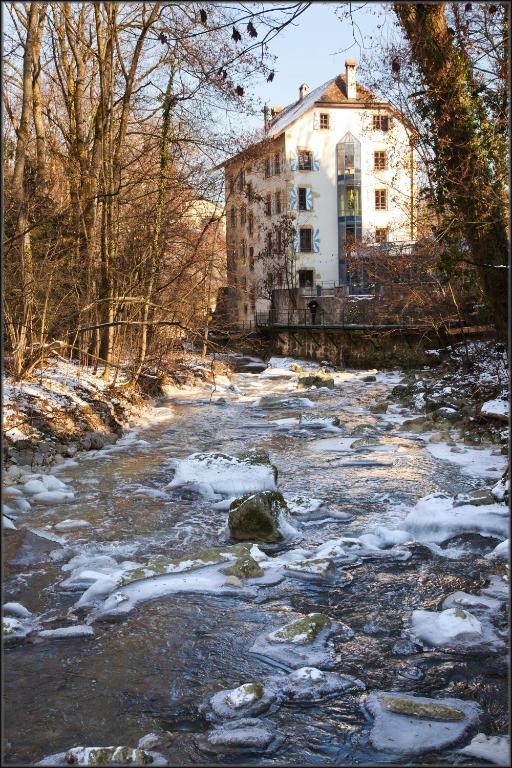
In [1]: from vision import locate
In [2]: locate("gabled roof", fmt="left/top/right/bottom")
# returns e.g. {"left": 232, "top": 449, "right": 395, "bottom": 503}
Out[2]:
{"left": 266, "top": 74, "right": 379, "bottom": 138}
{"left": 214, "top": 73, "right": 410, "bottom": 170}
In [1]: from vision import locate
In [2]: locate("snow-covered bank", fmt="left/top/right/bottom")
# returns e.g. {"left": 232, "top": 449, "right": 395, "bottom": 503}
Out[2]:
{"left": 2, "top": 353, "right": 236, "bottom": 472}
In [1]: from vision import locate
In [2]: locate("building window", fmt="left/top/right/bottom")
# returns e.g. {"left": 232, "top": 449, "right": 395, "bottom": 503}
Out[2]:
{"left": 230, "top": 208, "right": 236, "bottom": 226}
{"left": 275, "top": 190, "right": 282, "bottom": 214}
{"left": 298, "top": 269, "right": 314, "bottom": 288}
{"left": 247, "top": 182, "right": 253, "bottom": 203}
{"left": 276, "top": 270, "right": 284, "bottom": 286}
{"left": 228, "top": 175, "right": 235, "bottom": 193}
{"left": 298, "top": 149, "right": 313, "bottom": 170}
{"left": 274, "top": 152, "right": 281, "bottom": 175}
{"left": 265, "top": 157, "right": 271, "bottom": 178}
{"left": 375, "top": 227, "right": 389, "bottom": 243}
{"left": 299, "top": 227, "right": 312, "bottom": 252}
{"left": 240, "top": 239, "right": 247, "bottom": 260}
{"left": 374, "top": 151, "right": 387, "bottom": 170}
{"left": 375, "top": 189, "right": 388, "bottom": 210}
{"left": 248, "top": 211, "right": 254, "bottom": 235}
{"left": 244, "top": 303, "right": 248, "bottom": 315}
{"left": 238, "top": 170, "right": 245, "bottom": 191}
{"left": 265, "top": 193, "right": 272, "bottom": 216}
{"left": 320, "top": 113, "right": 329, "bottom": 129}
{"left": 266, "top": 231, "right": 272, "bottom": 254}
{"left": 276, "top": 229, "right": 283, "bottom": 253}
{"left": 298, "top": 187, "right": 307, "bottom": 211}
{"left": 249, "top": 246, "right": 254, "bottom": 271}
{"left": 373, "top": 114, "right": 389, "bottom": 132}
{"left": 240, "top": 205, "right": 247, "bottom": 225}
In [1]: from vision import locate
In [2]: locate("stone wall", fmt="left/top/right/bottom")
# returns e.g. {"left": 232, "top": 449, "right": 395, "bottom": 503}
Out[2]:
{"left": 264, "top": 326, "right": 443, "bottom": 368}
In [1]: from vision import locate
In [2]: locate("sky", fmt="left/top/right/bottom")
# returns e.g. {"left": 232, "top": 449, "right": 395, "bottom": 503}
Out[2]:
{"left": 241, "top": 2, "right": 386, "bottom": 131}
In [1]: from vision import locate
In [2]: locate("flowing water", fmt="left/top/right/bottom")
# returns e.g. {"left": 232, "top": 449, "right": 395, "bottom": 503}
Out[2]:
{"left": 3, "top": 359, "right": 508, "bottom": 765}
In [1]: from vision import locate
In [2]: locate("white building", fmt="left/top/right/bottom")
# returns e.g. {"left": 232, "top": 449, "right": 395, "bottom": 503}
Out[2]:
{"left": 220, "top": 60, "right": 417, "bottom": 325}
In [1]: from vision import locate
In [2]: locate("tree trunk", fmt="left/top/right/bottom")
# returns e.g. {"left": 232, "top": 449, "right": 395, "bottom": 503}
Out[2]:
{"left": 394, "top": 2, "right": 509, "bottom": 340}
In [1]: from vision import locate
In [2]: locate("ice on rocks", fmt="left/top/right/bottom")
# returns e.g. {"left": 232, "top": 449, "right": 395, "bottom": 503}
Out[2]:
{"left": 279, "top": 666, "right": 364, "bottom": 700}
{"left": 205, "top": 718, "right": 277, "bottom": 750}
{"left": 409, "top": 607, "right": 503, "bottom": 649}
{"left": 36, "top": 746, "right": 166, "bottom": 765}
{"left": 54, "top": 519, "right": 92, "bottom": 531}
{"left": 459, "top": 733, "right": 510, "bottom": 765}
{"left": 168, "top": 451, "right": 277, "bottom": 498}
{"left": 365, "top": 690, "right": 481, "bottom": 755}
{"left": 38, "top": 625, "right": 95, "bottom": 639}
{"left": 401, "top": 493, "right": 509, "bottom": 544}
{"left": 426, "top": 442, "right": 507, "bottom": 479}
{"left": 486, "top": 539, "right": 509, "bottom": 560}
{"left": 3, "top": 601, "right": 32, "bottom": 618}
{"left": 249, "top": 612, "right": 348, "bottom": 670}
{"left": 208, "top": 682, "right": 277, "bottom": 719}
{"left": 442, "top": 591, "right": 503, "bottom": 613}
{"left": 33, "top": 490, "right": 75, "bottom": 504}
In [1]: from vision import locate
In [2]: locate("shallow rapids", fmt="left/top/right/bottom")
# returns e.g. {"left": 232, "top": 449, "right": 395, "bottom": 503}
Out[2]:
{"left": 3, "top": 358, "right": 508, "bottom": 765}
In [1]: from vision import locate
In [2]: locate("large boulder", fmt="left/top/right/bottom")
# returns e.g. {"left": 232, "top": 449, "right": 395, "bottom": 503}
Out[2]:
{"left": 228, "top": 491, "right": 289, "bottom": 543}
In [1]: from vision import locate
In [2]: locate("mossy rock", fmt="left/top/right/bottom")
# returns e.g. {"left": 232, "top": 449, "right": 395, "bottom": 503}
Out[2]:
{"left": 63, "top": 746, "right": 153, "bottom": 765}
{"left": 221, "top": 554, "right": 263, "bottom": 579}
{"left": 228, "top": 491, "right": 288, "bottom": 543}
{"left": 352, "top": 423, "right": 378, "bottom": 436}
{"left": 361, "top": 375, "right": 377, "bottom": 382}
{"left": 298, "top": 373, "right": 334, "bottom": 389}
{"left": 270, "top": 613, "right": 332, "bottom": 645}
{"left": 369, "top": 402, "right": 388, "bottom": 414}
{"left": 399, "top": 417, "right": 433, "bottom": 433}
{"left": 350, "top": 437, "right": 380, "bottom": 449}
{"left": 381, "top": 695, "right": 465, "bottom": 721}
{"left": 121, "top": 544, "right": 250, "bottom": 585}
{"left": 238, "top": 448, "right": 278, "bottom": 483}
{"left": 226, "top": 683, "right": 264, "bottom": 707}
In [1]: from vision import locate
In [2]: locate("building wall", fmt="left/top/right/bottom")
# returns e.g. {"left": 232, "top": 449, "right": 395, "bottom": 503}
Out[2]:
{"left": 223, "top": 102, "right": 416, "bottom": 325}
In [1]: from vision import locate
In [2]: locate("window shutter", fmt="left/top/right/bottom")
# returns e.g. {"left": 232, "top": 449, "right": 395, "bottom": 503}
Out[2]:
{"left": 313, "top": 112, "right": 319, "bottom": 130}
{"left": 313, "top": 153, "right": 320, "bottom": 171}
{"left": 293, "top": 228, "right": 299, "bottom": 253}
{"left": 305, "top": 188, "right": 313, "bottom": 210}
{"left": 290, "top": 187, "right": 298, "bottom": 210}
{"left": 313, "top": 228, "right": 320, "bottom": 253}
{"left": 289, "top": 151, "right": 297, "bottom": 171}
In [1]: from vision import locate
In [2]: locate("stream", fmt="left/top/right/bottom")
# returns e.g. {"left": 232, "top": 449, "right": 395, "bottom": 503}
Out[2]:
{"left": 3, "top": 357, "right": 508, "bottom": 765}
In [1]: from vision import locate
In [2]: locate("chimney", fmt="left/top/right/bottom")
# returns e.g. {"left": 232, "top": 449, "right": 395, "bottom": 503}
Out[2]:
{"left": 263, "top": 103, "right": 270, "bottom": 130}
{"left": 299, "top": 83, "right": 310, "bottom": 101}
{"left": 271, "top": 105, "right": 284, "bottom": 118}
{"left": 345, "top": 58, "right": 357, "bottom": 99}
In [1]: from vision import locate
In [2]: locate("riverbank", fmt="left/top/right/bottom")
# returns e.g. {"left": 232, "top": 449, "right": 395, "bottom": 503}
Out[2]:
{"left": 2, "top": 353, "right": 235, "bottom": 474}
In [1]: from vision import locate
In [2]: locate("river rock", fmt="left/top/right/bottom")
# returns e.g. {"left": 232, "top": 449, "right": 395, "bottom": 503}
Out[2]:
{"left": 205, "top": 718, "right": 277, "bottom": 750}
{"left": 369, "top": 401, "right": 388, "bottom": 414}
{"left": 279, "top": 666, "right": 364, "bottom": 700}
{"left": 365, "top": 691, "right": 481, "bottom": 755}
{"left": 458, "top": 733, "right": 510, "bottom": 765}
{"left": 410, "top": 607, "right": 486, "bottom": 648}
{"left": 249, "top": 612, "right": 347, "bottom": 669}
{"left": 350, "top": 437, "right": 380, "bottom": 449}
{"left": 209, "top": 682, "right": 278, "bottom": 719}
{"left": 399, "top": 416, "right": 433, "bottom": 433}
{"left": 298, "top": 372, "right": 334, "bottom": 389}
{"left": 221, "top": 554, "right": 263, "bottom": 579}
{"left": 36, "top": 746, "right": 166, "bottom": 765}
{"left": 228, "top": 491, "right": 288, "bottom": 543}
{"left": 168, "top": 450, "right": 278, "bottom": 498}
{"left": 362, "top": 375, "right": 377, "bottom": 382}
